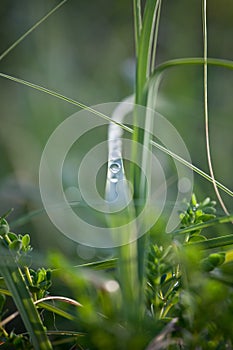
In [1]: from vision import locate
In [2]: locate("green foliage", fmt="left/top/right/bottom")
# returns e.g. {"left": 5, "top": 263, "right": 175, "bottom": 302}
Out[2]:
{"left": 0, "top": 217, "right": 53, "bottom": 349}
{"left": 180, "top": 193, "right": 216, "bottom": 240}
{"left": 143, "top": 194, "right": 233, "bottom": 349}
{"left": 0, "top": 206, "right": 232, "bottom": 348}
{"left": 146, "top": 244, "right": 180, "bottom": 319}
{"left": 27, "top": 268, "right": 52, "bottom": 300}
{"left": 0, "top": 331, "right": 33, "bottom": 350}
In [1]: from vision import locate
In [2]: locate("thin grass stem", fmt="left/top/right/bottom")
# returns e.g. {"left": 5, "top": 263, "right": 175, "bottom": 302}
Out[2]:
{"left": 0, "top": 0, "right": 68, "bottom": 62}
{"left": 0, "top": 72, "right": 131, "bottom": 133}
{"left": 150, "top": 0, "right": 162, "bottom": 74}
{"left": 133, "top": 0, "right": 142, "bottom": 56}
{"left": 202, "top": 0, "right": 229, "bottom": 215}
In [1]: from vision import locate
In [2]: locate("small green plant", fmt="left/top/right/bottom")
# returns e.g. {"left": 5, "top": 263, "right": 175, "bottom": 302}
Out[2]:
{"left": 1, "top": 194, "right": 232, "bottom": 349}
{"left": 0, "top": 213, "right": 82, "bottom": 349}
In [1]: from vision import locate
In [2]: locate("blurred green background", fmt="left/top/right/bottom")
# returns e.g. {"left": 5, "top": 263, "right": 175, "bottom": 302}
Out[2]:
{"left": 0, "top": 0, "right": 232, "bottom": 261}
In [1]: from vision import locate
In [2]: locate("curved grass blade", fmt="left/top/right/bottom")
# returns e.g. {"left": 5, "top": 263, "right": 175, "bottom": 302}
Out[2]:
{"left": 0, "top": 295, "right": 81, "bottom": 327}
{"left": 147, "top": 56, "right": 233, "bottom": 198}
{"left": 154, "top": 57, "right": 233, "bottom": 74}
{"left": 202, "top": 0, "right": 229, "bottom": 215}
{"left": 0, "top": 72, "right": 131, "bottom": 133}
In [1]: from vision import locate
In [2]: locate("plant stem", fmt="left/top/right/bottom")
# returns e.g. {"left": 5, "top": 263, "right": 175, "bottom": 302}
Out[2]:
{"left": 202, "top": 0, "right": 229, "bottom": 215}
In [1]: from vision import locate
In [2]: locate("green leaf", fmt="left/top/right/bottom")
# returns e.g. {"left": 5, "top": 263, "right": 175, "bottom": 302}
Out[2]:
{"left": 9, "top": 240, "right": 22, "bottom": 251}
{"left": 37, "top": 269, "right": 47, "bottom": 284}
{"left": 198, "top": 214, "right": 216, "bottom": 222}
{"left": 22, "top": 234, "right": 30, "bottom": 250}
{"left": 7, "top": 232, "right": 18, "bottom": 241}
{"left": 0, "top": 222, "right": 9, "bottom": 235}
{"left": 188, "top": 235, "right": 207, "bottom": 243}
{"left": 191, "top": 193, "right": 197, "bottom": 206}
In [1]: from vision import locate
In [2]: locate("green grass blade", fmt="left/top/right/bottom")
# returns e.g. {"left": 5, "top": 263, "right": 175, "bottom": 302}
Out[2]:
{"left": 0, "top": 291, "right": 80, "bottom": 325}
{"left": 0, "top": 288, "right": 11, "bottom": 297}
{"left": 132, "top": 0, "right": 162, "bottom": 316}
{"left": 74, "top": 258, "right": 117, "bottom": 270}
{"left": 133, "top": 0, "right": 142, "bottom": 56}
{"left": 185, "top": 234, "right": 233, "bottom": 250}
{"left": 202, "top": 0, "right": 229, "bottom": 215}
{"left": 37, "top": 303, "right": 76, "bottom": 322}
{"left": 0, "top": 250, "right": 53, "bottom": 350}
{"left": 135, "top": 0, "right": 160, "bottom": 102}
{"left": 0, "top": 0, "right": 68, "bottom": 62}
{"left": 0, "top": 72, "right": 131, "bottom": 133}
{"left": 150, "top": 0, "right": 162, "bottom": 74}
{"left": 50, "top": 258, "right": 117, "bottom": 275}
{"left": 151, "top": 57, "right": 233, "bottom": 78}
{"left": 173, "top": 215, "right": 233, "bottom": 236}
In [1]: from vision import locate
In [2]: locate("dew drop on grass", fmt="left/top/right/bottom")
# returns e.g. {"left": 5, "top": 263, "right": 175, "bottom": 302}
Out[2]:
{"left": 110, "top": 176, "right": 118, "bottom": 183}
{"left": 109, "top": 162, "right": 121, "bottom": 174}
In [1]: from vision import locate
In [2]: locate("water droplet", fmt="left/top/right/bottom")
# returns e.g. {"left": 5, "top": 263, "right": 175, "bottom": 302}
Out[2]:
{"left": 110, "top": 176, "right": 118, "bottom": 183}
{"left": 109, "top": 162, "right": 121, "bottom": 174}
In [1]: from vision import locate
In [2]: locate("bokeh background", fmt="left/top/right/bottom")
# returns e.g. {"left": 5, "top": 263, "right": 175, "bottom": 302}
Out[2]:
{"left": 0, "top": 0, "right": 232, "bottom": 262}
